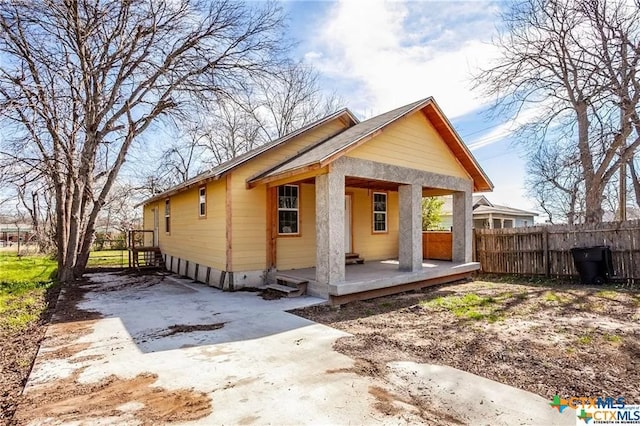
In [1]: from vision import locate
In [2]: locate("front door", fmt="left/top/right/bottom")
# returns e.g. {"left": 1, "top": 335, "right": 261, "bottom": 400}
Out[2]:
{"left": 345, "top": 194, "right": 352, "bottom": 253}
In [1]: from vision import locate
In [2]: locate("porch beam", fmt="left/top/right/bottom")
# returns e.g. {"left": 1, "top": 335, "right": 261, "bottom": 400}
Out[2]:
{"left": 452, "top": 190, "right": 473, "bottom": 262}
{"left": 315, "top": 172, "right": 345, "bottom": 284}
{"left": 333, "top": 156, "right": 471, "bottom": 192}
{"left": 398, "top": 184, "right": 423, "bottom": 272}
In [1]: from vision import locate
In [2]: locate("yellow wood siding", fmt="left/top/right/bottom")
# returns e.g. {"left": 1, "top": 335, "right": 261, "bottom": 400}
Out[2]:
{"left": 230, "top": 118, "right": 348, "bottom": 271}
{"left": 350, "top": 188, "right": 399, "bottom": 260}
{"left": 346, "top": 112, "right": 470, "bottom": 178}
{"left": 276, "top": 183, "right": 316, "bottom": 270}
{"left": 142, "top": 204, "right": 155, "bottom": 247}
{"left": 144, "top": 179, "right": 226, "bottom": 270}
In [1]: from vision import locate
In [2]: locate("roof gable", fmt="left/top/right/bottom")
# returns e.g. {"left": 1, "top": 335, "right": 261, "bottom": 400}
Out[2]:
{"left": 248, "top": 98, "right": 493, "bottom": 192}
{"left": 472, "top": 195, "right": 493, "bottom": 208}
{"left": 345, "top": 108, "right": 469, "bottom": 179}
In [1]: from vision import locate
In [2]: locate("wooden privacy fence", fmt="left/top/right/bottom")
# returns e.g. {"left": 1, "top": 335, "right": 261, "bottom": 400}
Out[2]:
{"left": 474, "top": 220, "right": 640, "bottom": 284}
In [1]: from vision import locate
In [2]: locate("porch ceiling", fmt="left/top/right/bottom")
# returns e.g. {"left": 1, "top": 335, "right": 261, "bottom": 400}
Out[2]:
{"left": 345, "top": 177, "right": 400, "bottom": 191}
{"left": 294, "top": 176, "right": 401, "bottom": 191}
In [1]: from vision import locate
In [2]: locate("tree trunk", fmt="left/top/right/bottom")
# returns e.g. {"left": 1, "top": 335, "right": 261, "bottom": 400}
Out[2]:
{"left": 583, "top": 183, "right": 604, "bottom": 224}
{"left": 629, "top": 160, "right": 640, "bottom": 209}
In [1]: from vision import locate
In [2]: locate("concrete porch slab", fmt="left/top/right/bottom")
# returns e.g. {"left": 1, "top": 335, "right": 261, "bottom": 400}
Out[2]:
{"left": 280, "top": 259, "right": 480, "bottom": 296}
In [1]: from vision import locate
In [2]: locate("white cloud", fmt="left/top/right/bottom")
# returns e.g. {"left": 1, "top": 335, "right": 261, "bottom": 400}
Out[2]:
{"left": 305, "top": 0, "right": 500, "bottom": 119}
{"left": 467, "top": 104, "right": 545, "bottom": 151}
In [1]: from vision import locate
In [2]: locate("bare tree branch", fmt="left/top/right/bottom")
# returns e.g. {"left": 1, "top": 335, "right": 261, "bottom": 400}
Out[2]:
{"left": 0, "top": 0, "right": 287, "bottom": 281}
{"left": 476, "top": 0, "right": 640, "bottom": 224}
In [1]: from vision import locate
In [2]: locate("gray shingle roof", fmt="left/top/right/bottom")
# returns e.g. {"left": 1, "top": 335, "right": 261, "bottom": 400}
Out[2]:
{"left": 442, "top": 195, "right": 537, "bottom": 217}
{"left": 473, "top": 205, "right": 538, "bottom": 217}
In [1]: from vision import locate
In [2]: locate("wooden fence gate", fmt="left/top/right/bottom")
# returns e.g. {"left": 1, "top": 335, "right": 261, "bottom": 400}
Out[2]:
{"left": 474, "top": 220, "right": 640, "bottom": 284}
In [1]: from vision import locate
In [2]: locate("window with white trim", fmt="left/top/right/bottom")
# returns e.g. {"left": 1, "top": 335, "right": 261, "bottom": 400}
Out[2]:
{"left": 198, "top": 186, "right": 206, "bottom": 217}
{"left": 164, "top": 199, "right": 171, "bottom": 233}
{"left": 278, "top": 185, "right": 299, "bottom": 234}
{"left": 373, "top": 192, "right": 387, "bottom": 232}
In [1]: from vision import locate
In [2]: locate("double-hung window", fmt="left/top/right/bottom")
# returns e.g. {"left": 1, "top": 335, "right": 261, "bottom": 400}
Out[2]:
{"left": 278, "top": 185, "right": 299, "bottom": 235}
{"left": 372, "top": 192, "right": 387, "bottom": 232}
{"left": 198, "top": 187, "right": 206, "bottom": 217}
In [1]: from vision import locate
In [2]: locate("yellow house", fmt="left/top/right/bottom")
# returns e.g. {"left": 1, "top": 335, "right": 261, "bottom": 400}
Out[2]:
{"left": 141, "top": 97, "right": 493, "bottom": 304}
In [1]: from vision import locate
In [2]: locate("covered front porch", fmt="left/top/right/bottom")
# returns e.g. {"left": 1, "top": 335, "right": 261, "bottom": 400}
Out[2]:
{"left": 257, "top": 155, "right": 478, "bottom": 303}
{"left": 278, "top": 259, "right": 480, "bottom": 304}
{"left": 312, "top": 156, "right": 474, "bottom": 298}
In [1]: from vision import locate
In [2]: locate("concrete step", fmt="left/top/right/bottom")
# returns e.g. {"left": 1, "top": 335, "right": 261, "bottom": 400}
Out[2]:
{"left": 272, "top": 274, "right": 309, "bottom": 297}
{"left": 266, "top": 283, "right": 307, "bottom": 298}
{"left": 345, "top": 253, "right": 365, "bottom": 265}
{"left": 275, "top": 275, "right": 309, "bottom": 286}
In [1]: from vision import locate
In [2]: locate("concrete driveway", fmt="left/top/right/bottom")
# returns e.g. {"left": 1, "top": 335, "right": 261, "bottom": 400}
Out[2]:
{"left": 16, "top": 272, "right": 574, "bottom": 425}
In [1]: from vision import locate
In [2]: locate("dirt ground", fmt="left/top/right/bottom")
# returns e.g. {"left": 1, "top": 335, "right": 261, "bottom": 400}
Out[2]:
{"left": 292, "top": 275, "right": 640, "bottom": 404}
{"left": 0, "top": 286, "right": 60, "bottom": 425}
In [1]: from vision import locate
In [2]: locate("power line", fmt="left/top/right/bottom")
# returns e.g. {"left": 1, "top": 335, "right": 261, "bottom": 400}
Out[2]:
{"left": 458, "top": 122, "right": 508, "bottom": 139}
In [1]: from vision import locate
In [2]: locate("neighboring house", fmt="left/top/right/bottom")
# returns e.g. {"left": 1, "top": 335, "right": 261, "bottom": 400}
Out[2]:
{"left": 141, "top": 97, "right": 493, "bottom": 304}
{"left": 441, "top": 195, "right": 538, "bottom": 229}
{"left": 0, "top": 224, "right": 34, "bottom": 247}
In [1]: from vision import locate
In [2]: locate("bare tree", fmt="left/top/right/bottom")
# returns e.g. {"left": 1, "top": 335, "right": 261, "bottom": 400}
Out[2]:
{"left": 156, "top": 122, "right": 210, "bottom": 185}
{"left": 250, "top": 61, "right": 343, "bottom": 139}
{"left": 477, "top": 0, "right": 640, "bottom": 224}
{"left": 0, "top": 0, "right": 286, "bottom": 282}
{"left": 154, "top": 61, "right": 343, "bottom": 183}
{"left": 195, "top": 103, "right": 262, "bottom": 167}
{"left": 0, "top": 154, "right": 56, "bottom": 252}
{"left": 94, "top": 183, "right": 142, "bottom": 249}
{"left": 16, "top": 183, "right": 56, "bottom": 253}
{"left": 526, "top": 143, "right": 584, "bottom": 224}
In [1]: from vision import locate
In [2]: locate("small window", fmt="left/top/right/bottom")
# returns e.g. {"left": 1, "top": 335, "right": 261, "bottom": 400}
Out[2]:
{"left": 373, "top": 192, "right": 387, "bottom": 232}
{"left": 165, "top": 199, "right": 171, "bottom": 233}
{"left": 198, "top": 186, "right": 206, "bottom": 217}
{"left": 278, "top": 185, "right": 299, "bottom": 234}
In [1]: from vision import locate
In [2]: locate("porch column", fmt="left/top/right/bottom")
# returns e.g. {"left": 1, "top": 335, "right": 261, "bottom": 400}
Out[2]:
{"left": 452, "top": 190, "right": 473, "bottom": 263}
{"left": 315, "top": 172, "right": 345, "bottom": 284}
{"left": 398, "top": 184, "right": 422, "bottom": 272}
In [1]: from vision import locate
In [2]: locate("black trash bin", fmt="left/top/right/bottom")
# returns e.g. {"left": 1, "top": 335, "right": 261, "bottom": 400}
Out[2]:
{"left": 570, "top": 246, "right": 614, "bottom": 285}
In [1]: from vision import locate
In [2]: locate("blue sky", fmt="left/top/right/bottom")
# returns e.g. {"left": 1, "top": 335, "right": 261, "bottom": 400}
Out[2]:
{"left": 280, "top": 0, "right": 537, "bottom": 214}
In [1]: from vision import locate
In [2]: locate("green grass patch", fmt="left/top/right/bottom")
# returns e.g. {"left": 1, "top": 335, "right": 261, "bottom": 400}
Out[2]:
{"left": 421, "top": 293, "right": 504, "bottom": 322}
{"left": 577, "top": 335, "right": 593, "bottom": 345}
{"left": 605, "top": 334, "right": 623, "bottom": 344}
{"left": 0, "top": 252, "right": 57, "bottom": 332}
{"left": 596, "top": 290, "right": 619, "bottom": 300}
{"left": 0, "top": 252, "right": 57, "bottom": 284}
{"left": 544, "top": 291, "right": 561, "bottom": 302}
{"left": 543, "top": 291, "right": 570, "bottom": 303}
